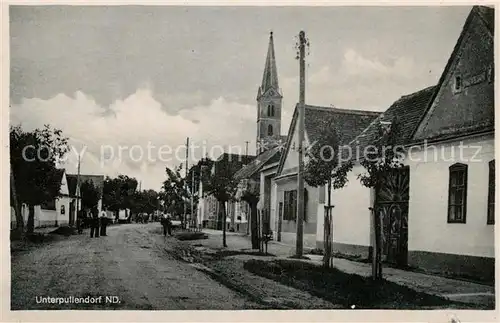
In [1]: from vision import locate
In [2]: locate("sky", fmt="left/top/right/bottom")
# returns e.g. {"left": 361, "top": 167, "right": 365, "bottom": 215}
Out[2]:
{"left": 9, "top": 5, "right": 472, "bottom": 190}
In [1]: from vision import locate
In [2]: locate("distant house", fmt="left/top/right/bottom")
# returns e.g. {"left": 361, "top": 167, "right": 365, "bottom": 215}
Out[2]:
{"left": 66, "top": 173, "right": 105, "bottom": 223}
{"left": 11, "top": 169, "right": 77, "bottom": 229}
{"left": 201, "top": 152, "right": 254, "bottom": 231}
{"left": 273, "top": 105, "right": 381, "bottom": 248}
{"left": 234, "top": 146, "right": 283, "bottom": 236}
{"left": 325, "top": 6, "right": 494, "bottom": 282}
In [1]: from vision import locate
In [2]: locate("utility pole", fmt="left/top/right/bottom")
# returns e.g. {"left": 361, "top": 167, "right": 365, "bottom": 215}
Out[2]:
{"left": 191, "top": 168, "right": 195, "bottom": 230}
{"left": 74, "top": 153, "right": 81, "bottom": 228}
{"left": 295, "top": 30, "right": 307, "bottom": 257}
{"left": 184, "top": 137, "right": 189, "bottom": 230}
{"left": 245, "top": 141, "right": 249, "bottom": 157}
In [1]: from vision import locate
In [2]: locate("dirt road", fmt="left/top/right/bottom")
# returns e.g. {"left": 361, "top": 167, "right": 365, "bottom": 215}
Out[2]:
{"left": 11, "top": 223, "right": 260, "bottom": 310}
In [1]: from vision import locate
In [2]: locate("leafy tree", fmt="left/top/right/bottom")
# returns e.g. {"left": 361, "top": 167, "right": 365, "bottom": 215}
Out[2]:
{"left": 162, "top": 164, "right": 189, "bottom": 223}
{"left": 304, "top": 119, "right": 353, "bottom": 268}
{"left": 80, "top": 179, "right": 101, "bottom": 211}
{"left": 357, "top": 117, "right": 404, "bottom": 280}
{"left": 10, "top": 124, "right": 69, "bottom": 234}
{"left": 186, "top": 158, "right": 214, "bottom": 228}
{"left": 131, "top": 189, "right": 160, "bottom": 216}
{"left": 204, "top": 155, "right": 243, "bottom": 247}
{"left": 235, "top": 178, "right": 260, "bottom": 249}
{"left": 103, "top": 175, "right": 138, "bottom": 219}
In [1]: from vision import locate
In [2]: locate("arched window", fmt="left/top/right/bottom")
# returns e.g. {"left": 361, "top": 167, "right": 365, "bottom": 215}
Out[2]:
{"left": 267, "top": 124, "right": 273, "bottom": 136}
{"left": 267, "top": 105, "right": 275, "bottom": 117}
{"left": 448, "top": 163, "right": 468, "bottom": 223}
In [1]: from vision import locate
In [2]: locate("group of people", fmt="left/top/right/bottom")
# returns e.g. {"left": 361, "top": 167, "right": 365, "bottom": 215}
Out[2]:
{"left": 77, "top": 207, "right": 109, "bottom": 238}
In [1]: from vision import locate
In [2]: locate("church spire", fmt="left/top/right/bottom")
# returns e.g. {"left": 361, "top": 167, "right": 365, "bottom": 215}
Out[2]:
{"left": 260, "top": 31, "right": 279, "bottom": 93}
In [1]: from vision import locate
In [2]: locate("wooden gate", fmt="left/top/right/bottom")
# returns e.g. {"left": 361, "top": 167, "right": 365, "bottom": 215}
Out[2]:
{"left": 375, "top": 166, "right": 410, "bottom": 267}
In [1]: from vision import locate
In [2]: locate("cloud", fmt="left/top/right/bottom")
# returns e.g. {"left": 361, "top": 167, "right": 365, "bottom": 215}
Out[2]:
{"left": 10, "top": 88, "right": 257, "bottom": 190}
{"left": 280, "top": 48, "right": 439, "bottom": 112}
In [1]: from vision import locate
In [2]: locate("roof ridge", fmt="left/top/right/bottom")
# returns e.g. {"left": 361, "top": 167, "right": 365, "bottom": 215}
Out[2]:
{"left": 304, "top": 104, "right": 382, "bottom": 116}
{"left": 398, "top": 85, "right": 437, "bottom": 100}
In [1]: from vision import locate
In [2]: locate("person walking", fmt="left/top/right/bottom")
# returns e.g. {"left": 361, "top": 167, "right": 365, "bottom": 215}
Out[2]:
{"left": 100, "top": 210, "right": 108, "bottom": 236}
{"left": 166, "top": 213, "right": 173, "bottom": 236}
{"left": 161, "top": 213, "right": 168, "bottom": 237}
{"left": 90, "top": 207, "right": 100, "bottom": 238}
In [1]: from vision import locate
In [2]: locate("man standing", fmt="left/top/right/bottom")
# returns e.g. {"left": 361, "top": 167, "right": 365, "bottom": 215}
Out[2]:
{"left": 100, "top": 210, "right": 108, "bottom": 236}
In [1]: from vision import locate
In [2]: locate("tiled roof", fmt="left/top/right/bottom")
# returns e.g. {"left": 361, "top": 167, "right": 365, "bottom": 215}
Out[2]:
{"left": 277, "top": 104, "right": 381, "bottom": 175}
{"left": 348, "top": 85, "right": 436, "bottom": 159}
{"left": 304, "top": 105, "right": 381, "bottom": 145}
{"left": 234, "top": 146, "right": 282, "bottom": 180}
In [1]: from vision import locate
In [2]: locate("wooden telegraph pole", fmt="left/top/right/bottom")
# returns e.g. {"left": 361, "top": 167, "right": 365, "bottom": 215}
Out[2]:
{"left": 184, "top": 137, "right": 189, "bottom": 230}
{"left": 295, "top": 30, "right": 307, "bottom": 257}
{"left": 74, "top": 153, "right": 81, "bottom": 228}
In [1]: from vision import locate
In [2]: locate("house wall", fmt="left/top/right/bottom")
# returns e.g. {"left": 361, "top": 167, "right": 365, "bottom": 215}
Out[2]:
{"left": 55, "top": 196, "right": 71, "bottom": 226}
{"left": 315, "top": 135, "right": 494, "bottom": 281}
{"left": 315, "top": 164, "right": 373, "bottom": 257}
{"left": 405, "top": 135, "right": 495, "bottom": 281}
{"left": 274, "top": 174, "right": 319, "bottom": 249}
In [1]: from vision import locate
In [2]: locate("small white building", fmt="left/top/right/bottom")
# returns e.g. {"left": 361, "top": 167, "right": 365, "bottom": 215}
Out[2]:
{"left": 273, "top": 104, "right": 380, "bottom": 248}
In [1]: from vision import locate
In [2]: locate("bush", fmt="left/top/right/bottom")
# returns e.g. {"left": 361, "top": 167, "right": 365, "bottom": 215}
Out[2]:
{"left": 175, "top": 232, "right": 209, "bottom": 241}
{"left": 309, "top": 248, "right": 324, "bottom": 255}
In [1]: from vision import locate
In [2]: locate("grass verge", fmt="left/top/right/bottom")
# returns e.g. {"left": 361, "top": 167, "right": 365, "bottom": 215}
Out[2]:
{"left": 243, "top": 259, "right": 485, "bottom": 309}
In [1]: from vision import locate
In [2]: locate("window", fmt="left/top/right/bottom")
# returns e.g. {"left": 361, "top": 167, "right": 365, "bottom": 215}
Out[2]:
{"left": 448, "top": 163, "right": 468, "bottom": 223}
{"left": 488, "top": 160, "right": 495, "bottom": 225}
{"left": 268, "top": 124, "right": 273, "bottom": 136}
{"left": 60, "top": 205, "right": 65, "bottom": 215}
{"left": 283, "top": 189, "right": 308, "bottom": 222}
{"left": 283, "top": 190, "right": 297, "bottom": 221}
{"left": 454, "top": 76, "right": 462, "bottom": 91}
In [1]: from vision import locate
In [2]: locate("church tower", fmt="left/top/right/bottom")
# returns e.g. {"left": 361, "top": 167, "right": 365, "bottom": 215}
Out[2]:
{"left": 256, "top": 31, "right": 282, "bottom": 154}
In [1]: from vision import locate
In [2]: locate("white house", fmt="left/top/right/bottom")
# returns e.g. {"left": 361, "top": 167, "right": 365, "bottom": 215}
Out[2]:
{"left": 321, "top": 6, "right": 494, "bottom": 282}
{"left": 273, "top": 104, "right": 380, "bottom": 248}
{"left": 11, "top": 169, "right": 74, "bottom": 229}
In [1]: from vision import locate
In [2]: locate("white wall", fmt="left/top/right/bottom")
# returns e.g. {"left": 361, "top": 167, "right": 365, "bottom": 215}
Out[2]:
{"left": 406, "top": 135, "right": 495, "bottom": 258}
{"left": 316, "top": 164, "right": 372, "bottom": 247}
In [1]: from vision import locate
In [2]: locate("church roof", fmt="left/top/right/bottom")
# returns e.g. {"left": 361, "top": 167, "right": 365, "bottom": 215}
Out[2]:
{"left": 259, "top": 32, "right": 280, "bottom": 96}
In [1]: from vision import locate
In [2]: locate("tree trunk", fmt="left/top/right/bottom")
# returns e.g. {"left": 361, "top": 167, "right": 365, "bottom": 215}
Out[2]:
{"left": 249, "top": 201, "right": 259, "bottom": 249}
{"left": 221, "top": 201, "right": 227, "bottom": 247}
{"left": 27, "top": 204, "right": 35, "bottom": 234}
{"left": 323, "top": 180, "right": 333, "bottom": 268}
{"left": 10, "top": 165, "right": 24, "bottom": 235}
